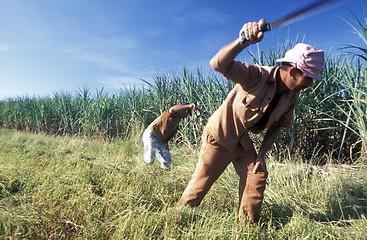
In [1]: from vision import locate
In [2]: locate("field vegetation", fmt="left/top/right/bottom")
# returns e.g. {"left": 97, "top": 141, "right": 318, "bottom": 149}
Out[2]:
{"left": 0, "top": 14, "right": 366, "bottom": 239}
{"left": 0, "top": 129, "right": 366, "bottom": 239}
{"left": 0, "top": 39, "right": 366, "bottom": 162}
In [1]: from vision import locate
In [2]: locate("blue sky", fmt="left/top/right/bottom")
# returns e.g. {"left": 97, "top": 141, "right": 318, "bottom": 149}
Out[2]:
{"left": 0, "top": 0, "right": 365, "bottom": 99}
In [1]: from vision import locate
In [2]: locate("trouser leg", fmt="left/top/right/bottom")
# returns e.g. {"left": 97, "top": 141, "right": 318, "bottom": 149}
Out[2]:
{"left": 177, "top": 132, "right": 234, "bottom": 206}
{"left": 232, "top": 139, "right": 268, "bottom": 223}
{"left": 155, "top": 143, "right": 171, "bottom": 169}
{"left": 177, "top": 130, "right": 267, "bottom": 222}
{"left": 143, "top": 129, "right": 155, "bottom": 164}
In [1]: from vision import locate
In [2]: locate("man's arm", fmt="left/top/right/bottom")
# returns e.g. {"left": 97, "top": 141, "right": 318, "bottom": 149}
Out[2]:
{"left": 209, "top": 19, "right": 266, "bottom": 74}
{"left": 253, "top": 125, "right": 282, "bottom": 174}
{"left": 169, "top": 103, "right": 197, "bottom": 114}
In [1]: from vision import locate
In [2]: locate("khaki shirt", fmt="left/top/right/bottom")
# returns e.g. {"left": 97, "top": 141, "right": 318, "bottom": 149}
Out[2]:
{"left": 148, "top": 105, "right": 190, "bottom": 142}
{"left": 207, "top": 60, "right": 298, "bottom": 152}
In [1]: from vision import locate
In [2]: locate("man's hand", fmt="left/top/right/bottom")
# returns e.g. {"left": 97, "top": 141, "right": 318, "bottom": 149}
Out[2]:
{"left": 190, "top": 103, "right": 198, "bottom": 111}
{"left": 253, "top": 155, "right": 267, "bottom": 174}
{"left": 239, "top": 19, "right": 266, "bottom": 44}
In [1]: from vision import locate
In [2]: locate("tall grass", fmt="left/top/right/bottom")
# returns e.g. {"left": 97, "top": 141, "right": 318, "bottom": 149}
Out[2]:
{"left": 0, "top": 57, "right": 362, "bottom": 161}
{"left": 1, "top": 16, "right": 367, "bottom": 162}
{"left": 0, "top": 67, "right": 230, "bottom": 145}
{"left": 318, "top": 59, "right": 367, "bottom": 160}
{"left": 338, "top": 14, "right": 367, "bottom": 158}
{"left": 312, "top": 14, "right": 367, "bottom": 161}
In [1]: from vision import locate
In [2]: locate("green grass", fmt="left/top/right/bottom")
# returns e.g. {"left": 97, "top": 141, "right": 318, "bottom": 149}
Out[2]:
{"left": 1, "top": 129, "right": 366, "bottom": 239}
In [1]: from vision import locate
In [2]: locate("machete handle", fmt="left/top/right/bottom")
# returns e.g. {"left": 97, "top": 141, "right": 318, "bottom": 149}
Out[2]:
{"left": 239, "top": 23, "right": 271, "bottom": 43}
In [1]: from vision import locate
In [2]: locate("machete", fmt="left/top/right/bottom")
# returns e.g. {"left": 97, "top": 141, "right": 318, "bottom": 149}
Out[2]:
{"left": 240, "top": 0, "right": 346, "bottom": 42}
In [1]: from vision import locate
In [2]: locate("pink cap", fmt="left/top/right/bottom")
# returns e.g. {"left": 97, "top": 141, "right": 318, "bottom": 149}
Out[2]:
{"left": 276, "top": 43, "right": 325, "bottom": 81}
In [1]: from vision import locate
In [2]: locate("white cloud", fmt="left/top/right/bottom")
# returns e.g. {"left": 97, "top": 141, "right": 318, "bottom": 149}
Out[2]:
{"left": 97, "top": 74, "right": 151, "bottom": 90}
{"left": 70, "top": 53, "right": 132, "bottom": 72}
{"left": 63, "top": 34, "right": 139, "bottom": 72}
{"left": 169, "top": 7, "right": 232, "bottom": 27}
{"left": 194, "top": 8, "right": 233, "bottom": 25}
{"left": 63, "top": 34, "right": 137, "bottom": 54}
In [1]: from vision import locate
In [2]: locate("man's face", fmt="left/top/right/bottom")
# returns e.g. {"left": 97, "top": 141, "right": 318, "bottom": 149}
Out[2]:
{"left": 292, "top": 69, "right": 314, "bottom": 91}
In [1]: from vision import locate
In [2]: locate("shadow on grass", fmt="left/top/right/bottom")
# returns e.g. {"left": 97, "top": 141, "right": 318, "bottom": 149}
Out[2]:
{"left": 0, "top": 177, "right": 23, "bottom": 198}
{"left": 263, "top": 193, "right": 366, "bottom": 228}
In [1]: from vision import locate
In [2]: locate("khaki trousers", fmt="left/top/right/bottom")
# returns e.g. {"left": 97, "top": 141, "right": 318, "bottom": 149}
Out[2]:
{"left": 177, "top": 130, "right": 268, "bottom": 223}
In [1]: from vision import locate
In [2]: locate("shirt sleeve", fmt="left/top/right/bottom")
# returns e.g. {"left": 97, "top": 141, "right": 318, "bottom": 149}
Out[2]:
{"left": 169, "top": 105, "right": 191, "bottom": 118}
{"left": 221, "top": 61, "right": 262, "bottom": 89}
